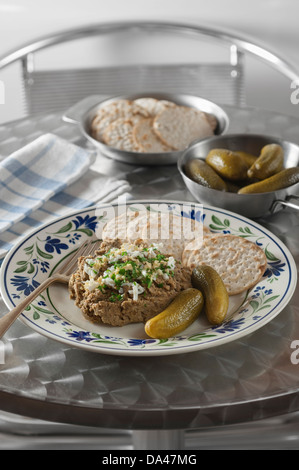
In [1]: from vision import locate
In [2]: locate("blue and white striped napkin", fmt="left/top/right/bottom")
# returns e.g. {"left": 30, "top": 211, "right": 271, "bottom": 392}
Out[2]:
{"left": 0, "top": 133, "right": 96, "bottom": 233}
{"left": 0, "top": 133, "right": 131, "bottom": 260}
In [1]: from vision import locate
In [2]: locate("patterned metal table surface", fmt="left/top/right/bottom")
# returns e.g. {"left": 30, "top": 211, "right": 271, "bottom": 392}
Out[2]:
{"left": 0, "top": 104, "right": 299, "bottom": 430}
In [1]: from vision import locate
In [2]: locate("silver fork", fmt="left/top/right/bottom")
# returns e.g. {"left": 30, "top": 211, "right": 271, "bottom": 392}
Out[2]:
{"left": 0, "top": 239, "right": 101, "bottom": 339}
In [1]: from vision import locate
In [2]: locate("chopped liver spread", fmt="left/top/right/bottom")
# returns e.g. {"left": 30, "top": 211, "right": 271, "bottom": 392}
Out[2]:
{"left": 69, "top": 239, "right": 192, "bottom": 326}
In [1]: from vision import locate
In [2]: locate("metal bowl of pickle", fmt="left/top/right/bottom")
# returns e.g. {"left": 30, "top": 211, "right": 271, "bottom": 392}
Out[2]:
{"left": 178, "top": 133, "right": 299, "bottom": 218}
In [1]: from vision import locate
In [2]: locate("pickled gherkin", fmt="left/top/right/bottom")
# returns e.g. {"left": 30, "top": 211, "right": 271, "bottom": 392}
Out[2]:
{"left": 247, "top": 143, "right": 284, "bottom": 180}
{"left": 238, "top": 167, "right": 299, "bottom": 194}
{"left": 206, "top": 149, "right": 248, "bottom": 181}
{"left": 184, "top": 158, "right": 227, "bottom": 191}
{"left": 145, "top": 288, "right": 204, "bottom": 339}
{"left": 191, "top": 265, "right": 229, "bottom": 325}
{"left": 235, "top": 151, "right": 258, "bottom": 168}
{"left": 185, "top": 142, "right": 298, "bottom": 196}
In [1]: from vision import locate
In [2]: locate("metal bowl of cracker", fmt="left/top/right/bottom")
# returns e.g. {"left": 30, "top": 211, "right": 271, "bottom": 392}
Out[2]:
{"left": 178, "top": 133, "right": 299, "bottom": 218}
{"left": 64, "top": 93, "right": 229, "bottom": 165}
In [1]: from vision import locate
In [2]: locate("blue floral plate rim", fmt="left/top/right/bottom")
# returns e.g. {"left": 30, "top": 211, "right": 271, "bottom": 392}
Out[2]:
{"left": 0, "top": 199, "right": 297, "bottom": 357}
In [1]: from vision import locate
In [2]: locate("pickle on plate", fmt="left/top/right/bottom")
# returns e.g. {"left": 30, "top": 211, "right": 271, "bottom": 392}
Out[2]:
{"left": 238, "top": 166, "right": 299, "bottom": 194}
{"left": 145, "top": 288, "right": 204, "bottom": 339}
{"left": 184, "top": 158, "right": 227, "bottom": 191}
{"left": 247, "top": 143, "right": 284, "bottom": 180}
{"left": 191, "top": 265, "right": 229, "bottom": 326}
{"left": 206, "top": 149, "right": 248, "bottom": 181}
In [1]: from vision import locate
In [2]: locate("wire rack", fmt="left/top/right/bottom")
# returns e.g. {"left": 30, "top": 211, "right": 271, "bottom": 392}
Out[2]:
{"left": 23, "top": 62, "right": 245, "bottom": 115}
{"left": 2, "top": 21, "right": 298, "bottom": 119}
{"left": 0, "top": 21, "right": 298, "bottom": 120}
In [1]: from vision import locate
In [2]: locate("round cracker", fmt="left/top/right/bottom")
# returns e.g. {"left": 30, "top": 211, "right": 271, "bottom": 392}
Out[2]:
{"left": 126, "top": 211, "right": 150, "bottom": 241}
{"left": 183, "top": 234, "right": 268, "bottom": 295}
{"left": 181, "top": 227, "right": 216, "bottom": 265}
{"left": 133, "top": 98, "right": 176, "bottom": 117}
{"left": 90, "top": 99, "right": 149, "bottom": 142}
{"left": 140, "top": 212, "right": 204, "bottom": 261}
{"left": 91, "top": 114, "right": 119, "bottom": 142}
{"left": 153, "top": 105, "right": 214, "bottom": 151}
{"left": 102, "top": 117, "right": 143, "bottom": 151}
{"left": 204, "top": 112, "right": 218, "bottom": 131}
{"left": 133, "top": 117, "right": 173, "bottom": 153}
{"left": 102, "top": 210, "right": 141, "bottom": 240}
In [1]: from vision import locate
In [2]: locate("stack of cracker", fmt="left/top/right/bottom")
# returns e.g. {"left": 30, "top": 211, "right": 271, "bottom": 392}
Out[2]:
{"left": 90, "top": 97, "right": 216, "bottom": 153}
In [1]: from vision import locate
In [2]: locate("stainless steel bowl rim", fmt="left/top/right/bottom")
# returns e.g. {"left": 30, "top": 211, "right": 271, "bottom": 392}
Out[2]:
{"left": 71, "top": 92, "right": 230, "bottom": 165}
{"left": 178, "top": 132, "right": 299, "bottom": 194}
{"left": 178, "top": 133, "right": 299, "bottom": 217}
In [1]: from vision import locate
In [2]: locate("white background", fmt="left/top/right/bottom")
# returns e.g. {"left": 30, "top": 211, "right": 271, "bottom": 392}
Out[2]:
{"left": 0, "top": 0, "right": 298, "bottom": 123}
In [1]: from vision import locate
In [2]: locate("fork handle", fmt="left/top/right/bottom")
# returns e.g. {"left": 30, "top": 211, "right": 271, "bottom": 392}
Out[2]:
{"left": 0, "top": 276, "right": 62, "bottom": 339}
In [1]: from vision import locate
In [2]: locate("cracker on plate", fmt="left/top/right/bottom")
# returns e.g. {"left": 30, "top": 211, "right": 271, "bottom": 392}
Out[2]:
{"left": 102, "top": 210, "right": 141, "bottom": 240}
{"left": 140, "top": 211, "right": 204, "bottom": 261}
{"left": 181, "top": 228, "right": 216, "bottom": 267}
{"left": 182, "top": 234, "right": 268, "bottom": 295}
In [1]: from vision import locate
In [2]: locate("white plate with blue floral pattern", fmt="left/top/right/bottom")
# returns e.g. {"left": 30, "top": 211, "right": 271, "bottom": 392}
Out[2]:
{"left": 0, "top": 200, "right": 297, "bottom": 356}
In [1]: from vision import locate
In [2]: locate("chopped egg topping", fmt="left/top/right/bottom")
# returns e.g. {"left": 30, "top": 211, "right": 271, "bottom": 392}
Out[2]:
{"left": 83, "top": 242, "right": 176, "bottom": 301}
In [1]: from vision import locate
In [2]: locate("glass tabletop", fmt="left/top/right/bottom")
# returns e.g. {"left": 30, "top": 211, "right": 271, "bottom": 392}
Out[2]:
{"left": 0, "top": 103, "right": 299, "bottom": 430}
